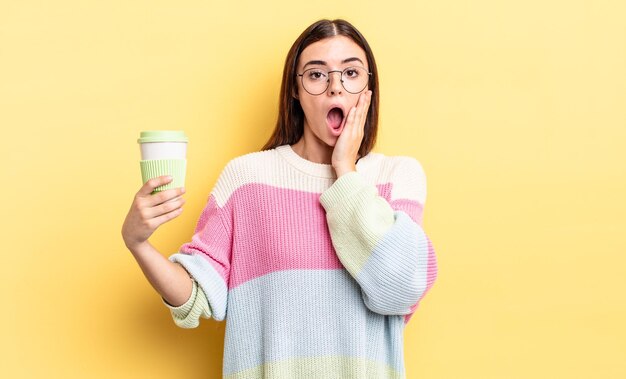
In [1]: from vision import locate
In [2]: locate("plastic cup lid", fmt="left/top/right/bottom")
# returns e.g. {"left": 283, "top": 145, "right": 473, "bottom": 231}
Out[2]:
{"left": 137, "top": 130, "right": 188, "bottom": 144}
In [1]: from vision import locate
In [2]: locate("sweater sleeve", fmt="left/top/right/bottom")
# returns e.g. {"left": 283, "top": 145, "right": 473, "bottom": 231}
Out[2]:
{"left": 319, "top": 159, "right": 438, "bottom": 317}
{"left": 165, "top": 165, "right": 235, "bottom": 325}
{"left": 162, "top": 279, "right": 212, "bottom": 328}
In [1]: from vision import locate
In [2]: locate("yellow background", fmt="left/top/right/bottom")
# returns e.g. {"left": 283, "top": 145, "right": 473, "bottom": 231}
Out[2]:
{"left": 1, "top": 1, "right": 625, "bottom": 378}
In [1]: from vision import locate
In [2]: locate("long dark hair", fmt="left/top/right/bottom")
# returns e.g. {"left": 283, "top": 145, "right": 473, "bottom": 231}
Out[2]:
{"left": 262, "top": 19, "right": 380, "bottom": 157}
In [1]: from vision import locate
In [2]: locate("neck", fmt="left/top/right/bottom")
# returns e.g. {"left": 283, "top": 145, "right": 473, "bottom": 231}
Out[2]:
{"left": 291, "top": 137, "right": 333, "bottom": 164}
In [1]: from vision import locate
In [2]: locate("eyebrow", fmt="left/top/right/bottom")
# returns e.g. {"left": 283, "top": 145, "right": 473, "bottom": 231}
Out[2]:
{"left": 303, "top": 57, "right": 365, "bottom": 69}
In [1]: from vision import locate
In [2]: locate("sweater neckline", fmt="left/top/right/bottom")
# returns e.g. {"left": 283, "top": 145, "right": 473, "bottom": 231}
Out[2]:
{"left": 276, "top": 145, "right": 336, "bottom": 179}
{"left": 276, "top": 145, "right": 372, "bottom": 179}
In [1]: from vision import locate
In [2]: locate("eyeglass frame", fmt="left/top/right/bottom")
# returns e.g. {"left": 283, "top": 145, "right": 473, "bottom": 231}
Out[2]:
{"left": 296, "top": 67, "right": 372, "bottom": 96}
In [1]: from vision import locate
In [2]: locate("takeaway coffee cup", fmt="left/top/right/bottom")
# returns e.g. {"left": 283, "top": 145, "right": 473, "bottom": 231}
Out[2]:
{"left": 137, "top": 130, "right": 188, "bottom": 192}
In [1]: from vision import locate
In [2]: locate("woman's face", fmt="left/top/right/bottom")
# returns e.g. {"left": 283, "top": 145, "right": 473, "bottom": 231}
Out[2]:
{"left": 295, "top": 36, "right": 369, "bottom": 157}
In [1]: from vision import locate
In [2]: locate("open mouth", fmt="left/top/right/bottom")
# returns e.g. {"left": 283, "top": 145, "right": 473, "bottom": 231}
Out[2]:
{"left": 327, "top": 107, "right": 344, "bottom": 130}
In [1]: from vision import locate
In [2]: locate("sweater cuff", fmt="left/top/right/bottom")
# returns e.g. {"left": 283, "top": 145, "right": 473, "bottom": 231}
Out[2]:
{"left": 162, "top": 279, "right": 198, "bottom": 318}
{"left": 319, "top": 171, "right": 371, "bottom": 211}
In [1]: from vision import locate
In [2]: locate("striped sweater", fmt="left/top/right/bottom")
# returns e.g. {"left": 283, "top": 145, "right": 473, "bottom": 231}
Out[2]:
{"left": 165, "top": 144, "right": 438, "bottom": 378}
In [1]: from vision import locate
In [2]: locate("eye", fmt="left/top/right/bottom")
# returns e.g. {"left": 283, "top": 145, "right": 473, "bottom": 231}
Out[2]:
{"left": 306, "top": 69, "right": 327, "bottom": 81}
{"left": 344, "top": 67, "right": 360, "bottom": 79}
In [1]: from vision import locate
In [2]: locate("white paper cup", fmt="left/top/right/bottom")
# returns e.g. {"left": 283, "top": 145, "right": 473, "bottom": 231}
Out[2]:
{"left": 140, "top": 141, "right": 187, "bottom": 160}
{"left": 137, "top": 131, "right": 188, "bottom": 192}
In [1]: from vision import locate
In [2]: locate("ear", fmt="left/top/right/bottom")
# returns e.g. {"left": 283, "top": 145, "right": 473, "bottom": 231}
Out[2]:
{"left": 292, "top": 86, "right": 299, "bottom": 100}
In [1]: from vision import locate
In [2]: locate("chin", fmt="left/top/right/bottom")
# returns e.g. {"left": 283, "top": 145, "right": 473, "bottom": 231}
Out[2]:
{"left": 323, "top": 136, "right": 338, "bottom": 148}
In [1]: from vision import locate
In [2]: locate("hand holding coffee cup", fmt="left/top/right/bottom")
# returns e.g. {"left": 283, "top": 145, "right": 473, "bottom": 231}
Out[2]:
{"left": 121, "top": 176, "right": 186, "bottom": 250}
{"left": 138, "top": 131, "right": 188, "bottom": 192}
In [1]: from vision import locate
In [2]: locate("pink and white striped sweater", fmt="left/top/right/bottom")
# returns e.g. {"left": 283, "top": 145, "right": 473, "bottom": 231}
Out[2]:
{"left": 165, "top": 144, "right": 437, "bottom": 378}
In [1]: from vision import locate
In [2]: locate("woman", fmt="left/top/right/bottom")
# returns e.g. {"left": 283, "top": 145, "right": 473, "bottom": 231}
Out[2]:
{"left": 122, "top": 19, "right": 437, "bottom": 379}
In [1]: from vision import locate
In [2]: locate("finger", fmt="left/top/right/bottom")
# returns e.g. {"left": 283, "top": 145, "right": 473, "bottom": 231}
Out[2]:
{"left": 365, "top": 91, "right": 372, "bottom": 114}
{"left": 145, "top": 196, "right": 185, "bottom": 219}
{"left": 147, "top": 186, "right": 186, "bottom": 206}
{"left": 357, "top": 90, "right": 368, "bottom": 108}
{"left": 359, "top": 90, "right": 372, "bottom": 118}
{"left": 352, "top": 94, "right": 367, "bottom": 132}
{"left": 150, "top": 206, "right": 184, "bottom": 229}
{"left": 138, "top": 176, "right": 173, "bottom": 196}
{"left": 344, "top": 91, "right": 368, "bottom": 130}
{"left": 353, "top": 91, "right": 369, "bottom": 122}
{"left": 343, "top": 106, "right": 357, "bottom": 133}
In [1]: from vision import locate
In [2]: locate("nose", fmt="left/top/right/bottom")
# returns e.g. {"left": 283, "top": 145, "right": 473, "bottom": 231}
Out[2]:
{"left": 327, "top": 70, "right": 343, "bottom": 95}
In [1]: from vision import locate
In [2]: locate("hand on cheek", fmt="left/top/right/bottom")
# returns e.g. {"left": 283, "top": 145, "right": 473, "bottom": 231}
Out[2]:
{"left": 332, "top": 90, "right": 372, "bottom": 177}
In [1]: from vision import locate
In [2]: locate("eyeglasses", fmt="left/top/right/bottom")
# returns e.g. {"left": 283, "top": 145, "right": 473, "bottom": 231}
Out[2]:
{"left": 296, "top": 66, "right": 371, "bottom": 96}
